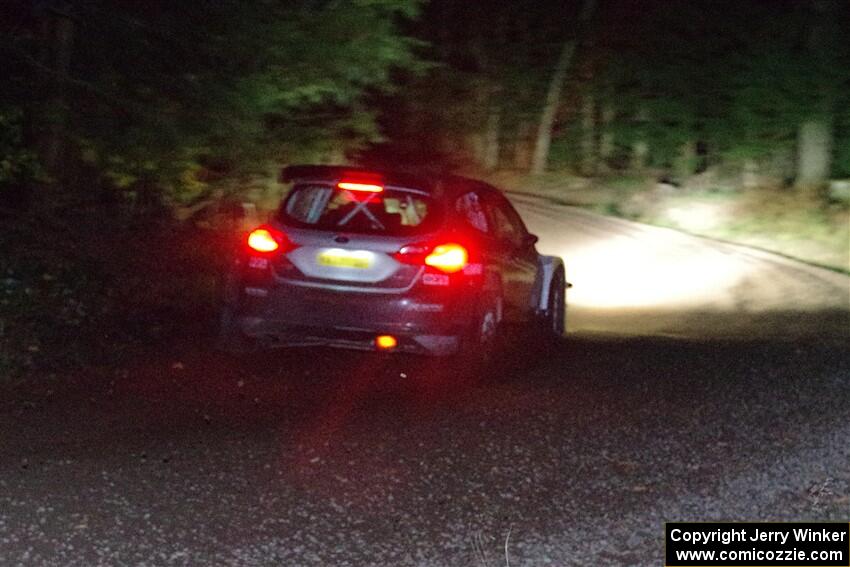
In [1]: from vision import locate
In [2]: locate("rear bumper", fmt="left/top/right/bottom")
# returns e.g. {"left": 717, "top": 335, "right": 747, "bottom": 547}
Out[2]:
{"left": 232, "top": 282, "right": 477, "bottom": 356}
{"left": 238, "top": 321, "right": 461, "bottom": 355}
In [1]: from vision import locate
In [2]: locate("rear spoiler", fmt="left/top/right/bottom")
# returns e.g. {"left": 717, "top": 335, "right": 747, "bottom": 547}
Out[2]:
{"left": 280, "top": 165, "right": 348, "bottom": 183}
{"left": 280, "top": 164, "right": 436, "bottom": 193}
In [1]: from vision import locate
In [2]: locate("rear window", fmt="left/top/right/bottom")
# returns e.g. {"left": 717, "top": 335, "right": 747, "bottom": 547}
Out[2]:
{"left": 280, "top": 184, "right": 441, "bottom": 235}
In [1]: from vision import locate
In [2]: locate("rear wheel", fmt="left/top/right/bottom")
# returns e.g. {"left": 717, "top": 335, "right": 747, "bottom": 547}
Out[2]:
{"left": 216, "top": 274, "right": 258, "bottom": 354}
{"left": 454, "top": 294, "right": 502, "bottom": 376}
{"left": 540, "top": 266, "right": 566, "bottom": 344}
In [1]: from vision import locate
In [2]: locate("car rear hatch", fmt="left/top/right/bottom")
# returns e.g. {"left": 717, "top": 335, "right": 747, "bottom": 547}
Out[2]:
{"left": 271, "top": 174, "right": 442, "bottom": 293}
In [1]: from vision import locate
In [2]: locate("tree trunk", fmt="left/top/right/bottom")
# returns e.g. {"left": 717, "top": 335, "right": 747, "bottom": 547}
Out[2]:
{"left": 579, "top": 92, "right": 596, "bottom": 175}
{"left": 794, "top": 1, "right": 839, "bottom": 191}
{"left": 598, "top": 102, "right": 615, "bottom": 173}
{"left": 795, "top": 118, "right": 832, "bottom": 190}
{"left": 631, "top": 140, "right": 649, "bottom": 172}
{"left": 40, "top": 11, "right": 75, "bottom": 175}
{"left": 631, "top": 105, "right": 650, "bottom": 173}
{"left": 530, "top": 0, "right": 595, "bottom": 175}
{"left": 742, "top": 158, "right": 759, "bottom": 189}
{"left": 530, "top": 40, "right": 575, "bottom": 176}
{"left": 514, "top": 121, "right": 533, "bottom": 170}
{"left": 673, "top": 141, "right": 697, "bottom": 182}
{"left": 483, "top": 102, "right": 501, "bottom": 171}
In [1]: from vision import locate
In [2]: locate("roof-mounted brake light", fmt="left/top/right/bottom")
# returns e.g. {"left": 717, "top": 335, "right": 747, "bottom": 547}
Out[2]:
{"left": 337, "top": 181, "right": 384, "bottom": 193}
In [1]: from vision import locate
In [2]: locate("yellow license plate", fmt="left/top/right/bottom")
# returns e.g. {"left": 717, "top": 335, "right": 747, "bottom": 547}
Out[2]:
{"left": 317, "top": 250, "right": 373, "bottom": 269}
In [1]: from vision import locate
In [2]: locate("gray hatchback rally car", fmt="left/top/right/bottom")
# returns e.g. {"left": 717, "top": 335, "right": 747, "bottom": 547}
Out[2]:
{"left": 219, "top": 165, "right": 567, "bottom": 358}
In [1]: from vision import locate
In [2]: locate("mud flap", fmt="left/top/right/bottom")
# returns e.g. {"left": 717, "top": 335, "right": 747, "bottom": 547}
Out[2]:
{"left": 535, "top": 255, "right": 566, "bottom": 315}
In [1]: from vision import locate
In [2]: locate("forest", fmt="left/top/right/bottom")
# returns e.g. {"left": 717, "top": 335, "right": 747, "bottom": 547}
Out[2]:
{"left": 3, "top": 1, "right": 849, "bottom": 206}
{"left": 1, "top": 0, "right": 848, "bottom": 373}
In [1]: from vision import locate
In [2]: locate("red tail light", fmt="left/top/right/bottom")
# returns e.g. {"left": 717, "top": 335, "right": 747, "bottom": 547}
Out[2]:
{"left": 395, "top": 242, "right": 470, "bottom": 274}
{"left": 424, "top": 243, "right": 468, "bottom": 273}
{"left": 247, "top": 226, "right": 286, "bottom": 253}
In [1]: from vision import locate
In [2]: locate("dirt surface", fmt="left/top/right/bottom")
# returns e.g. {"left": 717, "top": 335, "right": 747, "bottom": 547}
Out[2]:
{"left": 512, "top": 194, "right": 849, "bottom": 341}
{"left": 1, "top": 199, "right": 848, "bottom": 566}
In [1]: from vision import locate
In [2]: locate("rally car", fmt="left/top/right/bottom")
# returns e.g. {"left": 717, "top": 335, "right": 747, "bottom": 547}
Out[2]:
{"left": 219, "top": 165, "right": 567, "bottom": 361}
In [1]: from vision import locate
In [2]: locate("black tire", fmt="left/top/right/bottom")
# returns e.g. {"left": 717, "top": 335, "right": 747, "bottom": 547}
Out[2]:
{"left": 216, "top": 274, "right": 257, "bottom": 354}
{"left": 540, "top": 266, "right": 566, "bottom": 345}
{"left": 455, "top": 293, "right": 502, "bottom": 377}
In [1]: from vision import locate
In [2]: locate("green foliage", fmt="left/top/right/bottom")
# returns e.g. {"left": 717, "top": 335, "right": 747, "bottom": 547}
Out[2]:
{"left": 2, "top": 0, "right": 420, "bottom": 207}
{"left": 583, "top": 1, "right": 849, "bottom": 179}
{"left": 834, "top": 101, "right": 850, "bottom": 178}
{"left": 375, "top": 0, "right": 847, "bottom": 183}
{"left": 367, "top": 0, "right": 577, "bottom": 169}
{"left": 0, "top": 204, "right": 239, "bottom": 378}
{"left": 0, "top": 107, "right": 42, "bottom": 187}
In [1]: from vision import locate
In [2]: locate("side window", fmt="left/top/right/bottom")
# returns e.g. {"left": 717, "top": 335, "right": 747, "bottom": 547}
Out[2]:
{"left": 489, "top": 200, "right": 526, "bottom": 248}
{"left": 456, "top": 192, "right": 490, "bottom": 234}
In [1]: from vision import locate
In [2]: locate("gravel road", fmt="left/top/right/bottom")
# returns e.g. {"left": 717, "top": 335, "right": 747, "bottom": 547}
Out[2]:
{"left": 1, "top": 198, "right": 848, "bottom": 566}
